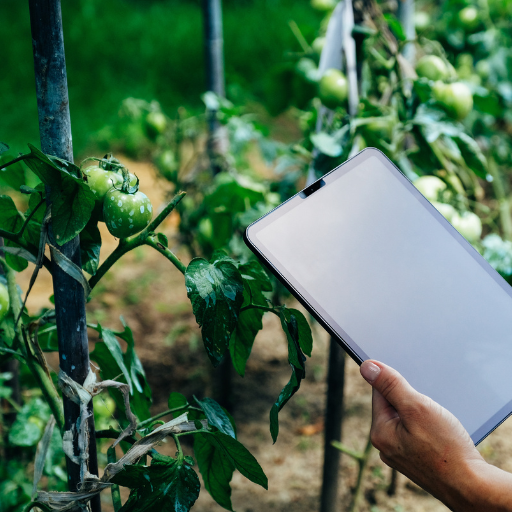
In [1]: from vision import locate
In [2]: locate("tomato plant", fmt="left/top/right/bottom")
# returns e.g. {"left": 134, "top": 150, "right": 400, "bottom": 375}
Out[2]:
{"left": 0, "top": 139, "right": 313, "bottom": 512}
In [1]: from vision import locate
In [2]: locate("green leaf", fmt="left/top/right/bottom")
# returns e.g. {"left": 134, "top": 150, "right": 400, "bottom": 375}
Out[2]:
{"left": 453, "top": 133, "right": 488, "bottom": 179}
{"left": 23, "top": 144, "right": 95, "bottom": 245}
{"left": 269, "top": 365, "right": 304, "bottom": 443}
{"left": 157, "top": 232, "right": 168, "bottom": 248}
{"left": 112, "top": 458, "right": 200, "bottom": 512}
{"left": 229, "top": 306, "right": 263, "bottom": 377}
{"left": 185, "top": 256, "right": 244, "bottom": 367}
{"left": 80, "top": 220, "right": 102, "bottom": 275}
{"left": 282, "top": 308, "right": 313, "bottom": 357}
{"left": 196, "top": 397, "right": 236, "bottom": 438}
{"left": 412, "top": 104, "right": 462, "bottom": 143}
{"left": 201, "top": 432, "right": 267, "bottom": 489}
{"left": 90, "top": 319, "right": 152, "bottom": 422}
{"left": 269, "top": 309, "right": 307, "bottom": 442}
{"left": 8, "top": 398, "right": 51, "bottom": 447}
{"left": 168, "top": 392, "right": 188, "bottom": 410}
{"left": 310, "top": 132, "right": 343, "bottom": 157}
{"left": 194, "top": 434, "right": 234, "bottom": 511}
{"left": 0, "top": 153, "right": 27, "bottom": 190}
{"left": 0, "top": 194, "right": 28, "bottom": 271}
{"left": 97, "top": 324, "right": 132, "bottom": 392}
{"left": 383, "top": 13, "right": 406, "bottom": 41}
{"left": 0, "top": 142, "right": 9, "bottom": 155}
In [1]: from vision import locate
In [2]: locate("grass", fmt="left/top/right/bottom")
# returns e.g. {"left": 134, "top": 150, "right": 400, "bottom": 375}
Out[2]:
{"left": 1, "top": 0, "right": 322, "bottom": 157}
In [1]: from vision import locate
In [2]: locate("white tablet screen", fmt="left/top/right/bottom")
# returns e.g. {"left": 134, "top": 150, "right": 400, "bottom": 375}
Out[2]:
{"left": 248, "top": 149, "right": 512, "bottom": 442}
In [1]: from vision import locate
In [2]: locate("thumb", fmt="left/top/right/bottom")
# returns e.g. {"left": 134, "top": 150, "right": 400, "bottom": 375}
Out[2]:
{"left": 360, "top": 360, "right": 417, "bottom": 414}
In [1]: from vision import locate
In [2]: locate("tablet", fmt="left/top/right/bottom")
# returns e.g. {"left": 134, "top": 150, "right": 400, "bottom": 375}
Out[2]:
{"left": 244, "top": 148, "right": 512, "bottom": 445}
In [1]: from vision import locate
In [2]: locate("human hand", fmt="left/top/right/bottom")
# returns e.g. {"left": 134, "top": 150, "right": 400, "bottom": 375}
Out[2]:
{"left": 360, "top": 360, "right": 494, "bottom": 510}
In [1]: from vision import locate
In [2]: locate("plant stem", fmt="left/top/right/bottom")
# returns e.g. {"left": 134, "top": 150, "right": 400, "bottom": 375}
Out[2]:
{"left": 240, "top": 304, "right": 277, "bottom": 314}
{"left": 145, "top": 236, "right": 186, "bottom": 275}
{"left": 2, "top": 260, "right": 65, "bottom": 432}
{"left": 136, "top": 406, "right": 188, "bottom": 429}
{"left": 0, "top": 154, "right": 30, "bottom": 170}
{"left": 17, "top": 198, "right": 45, "bottom": 239}
{"left": 107, "top": 446, "right": 122, "bottom": 512}
{"left": 348, "top": 433, "right": 373, "bottom": 512}
{"left": 488, "top": 157, "right": 512, "bottom": 240}
{"left": 172, "top": 433, "right": 183, "bottom": 456}
{"left": 89, "top": 191, "right": 186, "bottom": 290}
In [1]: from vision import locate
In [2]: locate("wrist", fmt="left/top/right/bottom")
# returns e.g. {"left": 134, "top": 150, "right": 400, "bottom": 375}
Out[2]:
{"left": 444, "top": 458, "right": 512, "bottom": 511}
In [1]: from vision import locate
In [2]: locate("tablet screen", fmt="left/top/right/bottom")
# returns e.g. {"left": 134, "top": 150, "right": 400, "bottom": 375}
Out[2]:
{"left": 247, "top": 149, "right": 512, "bottom": 443}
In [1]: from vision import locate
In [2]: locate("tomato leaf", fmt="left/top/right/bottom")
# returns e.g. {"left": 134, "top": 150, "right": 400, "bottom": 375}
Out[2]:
{"left": 0, "top": 153, "right": 27, "bottom": 191}
{"left": 0, "top": 142, "right": 9, "bottom": 155}
{"left": 156, "top": 232, "right": 168, "bottom": 248}
{"left": 185, "top": 255, "right": 244, "bottom": 367}
{"left": 195, "top": 397, "right": 235, "bottom": 438}
{"left": 23, "top": 144, "right": 95, "bottom": 245}
{"left": 168, "top": 392, "right": 188, "bottom": 410}
{"left": 80, "top": 220, "right": 102, "bottom": 276}
{"left": 282, "top": 308, "right": 313, "bottom": 357}
{"left": 112, "top": 457, "right": 200, "bottom": 512}
{"left": 194, "top": 434, "right": 235, "bottom": 511}
{"left": 200, "top": 431, "right": 268, "bottom": 489}
{"left": 90, "top": 319, "right": 152, "bottom": 422}
{"left": 0, "top": 195, "right": 28, "bottom": 271}
{"left": 452, "top": 132, "right": 488, "bottom": 179}
{"left": 269, "top": 309, "right": 307, "bottom": 443}
{"left": 229, "top": 261, "right": 271, "bottom": 376}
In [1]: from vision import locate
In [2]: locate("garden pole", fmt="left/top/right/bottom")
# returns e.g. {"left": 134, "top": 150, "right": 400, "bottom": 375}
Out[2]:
{"left": 318, "top": 3, "right": 357, "bottom": 510}
{"left": 398, "top": 0, "right": 415, "bottom": 63}
{"left": 202, "top": 0, "right": 228, "bottom": 176}
{"left": 28, "top": 2, "right": 100, "bottom": 510}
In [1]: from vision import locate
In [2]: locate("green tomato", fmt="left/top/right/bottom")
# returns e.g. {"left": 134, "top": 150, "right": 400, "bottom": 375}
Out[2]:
{"left": 431, "top": 201, "right": 457, "bottom": 222}
{"left": 475, "top": 60, "right": 491, "bottom": 80}
{"left": 458, "top": 6, "right": 480, "bottom": 31}
{"left": 84, "top": 166, "right": 123, "bottom": 201}
{"left": 318, "top": 68, "right": 348, "bottom": 109}
{"left": 434, "top": 81, "right": 473, "bottom": 120}
{"left": 451, "top": 211, "right": 482, "bottom": 243}
{"left": 145, "top": 111, "right": 167, "bottom": 139}
{"left": 93, "top": 395, "right": 116, "bottom": 419}
{"left": 312, "top": 37, "right": 326, "bottom": 55}
{"left": 416, "top": 55, "right": 449, "bottom": 81}
{"left": 198, "top": 217, "right": 214, "bottom": 241}
{"left": 104, "top": 189, "right": 153, "bottom": 238}
{"left": 414, "top": 11, "right": 431, "bottom": 32}
{"left": 0, "top": 283, "right": 9, "bottom": 323}
{"left": 311, "top": 0, "right": 336, "bottom": 11}
{"left": 414, "top": 176, "right": 447, "bottom": 202}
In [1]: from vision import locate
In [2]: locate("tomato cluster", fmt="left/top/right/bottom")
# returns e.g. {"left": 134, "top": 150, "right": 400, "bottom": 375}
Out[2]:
{"left": 83, "top": 155, "right": 153, "bottom": 238}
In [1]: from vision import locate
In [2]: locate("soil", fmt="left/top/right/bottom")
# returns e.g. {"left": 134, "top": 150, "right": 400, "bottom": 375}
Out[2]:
{"left": 16, "top": 159, "right": 512, "bottom": 512}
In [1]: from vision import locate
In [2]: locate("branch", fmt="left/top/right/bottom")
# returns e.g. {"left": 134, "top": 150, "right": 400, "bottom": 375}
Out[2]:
{"left": 88, "top": 191, "right": 186, "bottom": 290}
{"left": 0, "top": 153, "right": 30, "bottom": 169}
{"left": 145, "top": 236, "right": 186, "bottom": 275}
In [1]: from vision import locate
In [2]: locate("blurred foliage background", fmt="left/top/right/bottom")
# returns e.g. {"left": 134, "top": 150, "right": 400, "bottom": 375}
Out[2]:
{"left": 1, "top": 0, "right": 322, "bottom": 155}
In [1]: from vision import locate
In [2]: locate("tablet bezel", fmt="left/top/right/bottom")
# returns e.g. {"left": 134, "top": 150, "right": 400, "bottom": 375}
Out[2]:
{"left": 244, "top": 147, "right": 512, "bottom": 445}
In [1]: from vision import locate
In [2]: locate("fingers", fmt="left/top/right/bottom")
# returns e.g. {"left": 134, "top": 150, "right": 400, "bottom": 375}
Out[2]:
{"left": 372, "top": 388, "right": 399, "bottom": 425}
{"left": 360, "top": 360, "right": 418, "bottom": 414}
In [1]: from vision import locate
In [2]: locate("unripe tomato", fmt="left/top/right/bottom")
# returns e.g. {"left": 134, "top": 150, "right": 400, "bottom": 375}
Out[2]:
{"left": 458, "top": 6, "right": 480, "bottom": 31}
{"left": 416, "top": 55, "right": 449, "bottom": 81}
{"left": 0, "top": 283, "right": 9, "bottom": 323}
{"left": 84, "top": 166, "right": 123, "bottom": 201}
{"left": 311, "top": 0, "right": 336, "bottom": 11}
{"left": 451, "top": 211, "right": 482, "bottom": 243}
{"left": 198, "top": 218, "right": 214, "bottom": 242}
{"left": 434, "top": 82, "right": 473, "bottom": 120}
{"left": 312, "top": 37, "right": 326, "bottom": 55}
{"left": 431, "top": 201, "right": 457, "bottom": 222}
{"left": 475, "top": 60, "right": 491, "bottom": 80}
{"left": 104, "top": 189, "right": 153, "bottom": 238}
{"left": 145, "top": 111, "right": 167, "bottom": 138}
{"left": 318, "top": 68, "right": 348, "bottom": 109}
{"left": 414, "top": 11, "right": 431, "bottom": 32}
{"left": 414, "top": 175, "right": 447, "bottom": 202}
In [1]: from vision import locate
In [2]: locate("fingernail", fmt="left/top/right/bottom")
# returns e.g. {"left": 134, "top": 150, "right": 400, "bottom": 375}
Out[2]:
{"left": 361, "top": 361, "right": 381, "bottom": 383}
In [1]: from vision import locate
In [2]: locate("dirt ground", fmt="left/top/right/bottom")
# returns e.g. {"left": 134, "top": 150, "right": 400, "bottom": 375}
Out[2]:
{"left": 16, "top": 160, "right": 512, "bottom": 512}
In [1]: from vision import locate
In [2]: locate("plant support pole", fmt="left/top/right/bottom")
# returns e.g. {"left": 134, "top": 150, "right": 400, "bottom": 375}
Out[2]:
{"left": 202, "top": 0, "right": 228, "bottom": 175}
{"left": 28, "top": 2, "right": 100, "bottom": 511}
